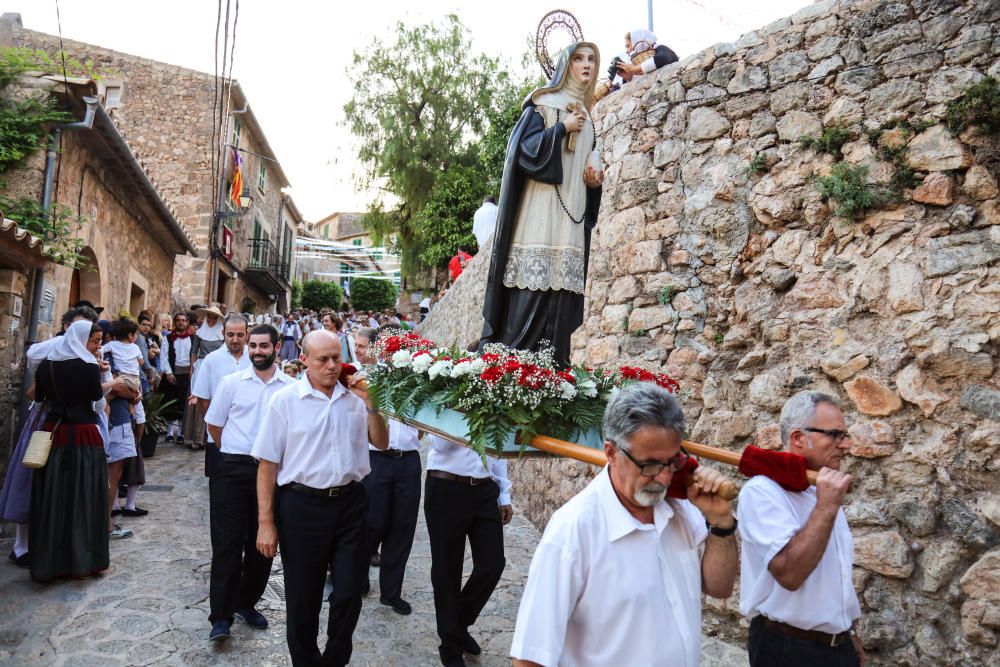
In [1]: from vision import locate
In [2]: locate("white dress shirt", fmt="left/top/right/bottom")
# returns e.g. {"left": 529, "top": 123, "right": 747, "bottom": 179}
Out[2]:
{"left": 191, "top": 345, "right": 251, "bottom": 443}
{"left": 161, "top": 334, "right": 192, "bottom": 373}
{"left": 472, "top": 201, "right": 498, "bottom": 249}
{"left": 369, "top": 419, "right": 420, "bottom": 452}
{"left": 251, "top": 377, "right": 371, "bottom": 488}
{"left": 426, "top": 435, "right": 511, "bottom": 506}
{"left": 737, "top": 476, "right": 861, "bottom": 634}
{"left": 510, "top": 467, "right": 707, "bottom": 667}
{"left": 204, "top": 366, "right": 295, "bottom": 455}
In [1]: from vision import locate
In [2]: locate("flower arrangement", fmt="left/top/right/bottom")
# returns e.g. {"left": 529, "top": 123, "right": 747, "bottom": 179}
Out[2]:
{"left": 367, "top": 330, "right": 680, "bottom": 459}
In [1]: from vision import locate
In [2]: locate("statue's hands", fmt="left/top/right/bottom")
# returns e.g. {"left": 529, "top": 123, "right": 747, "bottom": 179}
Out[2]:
{"left": 563, "top": 109, "right": 585, "bottom": 133}
{"left": 584, "top": 166, "right": 604, "bottom": 188}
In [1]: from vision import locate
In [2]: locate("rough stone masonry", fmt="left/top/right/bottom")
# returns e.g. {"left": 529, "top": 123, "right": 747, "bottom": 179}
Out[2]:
{"left": 420, "top": 0, "right": 1000, "bottom": 664}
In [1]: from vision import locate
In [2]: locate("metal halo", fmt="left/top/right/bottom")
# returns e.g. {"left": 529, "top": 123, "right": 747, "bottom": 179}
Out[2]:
{"left": 534, "top": 10, "right": 584, "bottom": 79}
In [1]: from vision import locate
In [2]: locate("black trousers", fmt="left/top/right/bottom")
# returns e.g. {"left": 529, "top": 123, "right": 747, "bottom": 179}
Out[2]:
{"left": 209, "top": 459, "right": 273, "bottom": 623}
{"left": 424, "top": 474, "right": 506, "bottom": 663}
{"left": 748, "top": 617, "right": 861, "bottom": 667}
{"left": 362, "top": 451, "right": 421, "bottom": 601}
{"left": 277, "top": 483, "right": 368, "bottom": 667}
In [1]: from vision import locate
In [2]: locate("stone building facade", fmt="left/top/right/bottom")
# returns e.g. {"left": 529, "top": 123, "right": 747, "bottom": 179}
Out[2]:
{"left": 4, "top": 14, "right": 297, "bottom": 314}
{"left": 420, "top": 0, "right": 1000, "bottom": 664}
{"left": 0, "top": 75, "right": 193, "bottom": 473}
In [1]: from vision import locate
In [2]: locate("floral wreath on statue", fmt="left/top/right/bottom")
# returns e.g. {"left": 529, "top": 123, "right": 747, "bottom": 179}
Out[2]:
{"left": 366, "top": 328, "right": 681, "bottom": 459}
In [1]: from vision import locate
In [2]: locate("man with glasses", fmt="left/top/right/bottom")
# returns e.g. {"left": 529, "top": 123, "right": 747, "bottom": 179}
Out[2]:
{"left": 510, "top": 382, "right": 737, "bottom": 667}
{"left": 737, "top": 390, "right": 863, "bottom": 667}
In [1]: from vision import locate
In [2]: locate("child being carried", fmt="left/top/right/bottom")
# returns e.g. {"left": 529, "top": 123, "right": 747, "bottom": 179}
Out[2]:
{"left": 104, "top": 318, "right": 148, "bottom": 416}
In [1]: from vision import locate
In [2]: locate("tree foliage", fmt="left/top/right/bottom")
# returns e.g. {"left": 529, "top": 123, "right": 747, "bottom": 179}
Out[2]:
{"left": 479, "top": 78, "right": 538, "bottom": 193}
{"left": 412, "top": 164, "right": 488, "bottom": 267}
{"left": 344, "top": 15, "right": 529, "bottom": 281}
{"left": 349, "top": 277, "right": 398, "bottom": 312}
{"left": 300, "top": 279, "right": 344, "bottom": 312}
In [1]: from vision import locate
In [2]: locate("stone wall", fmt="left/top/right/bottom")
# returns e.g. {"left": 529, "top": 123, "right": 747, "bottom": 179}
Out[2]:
{"left": 421, "top": 0, "right": 1000, "bottom": 663}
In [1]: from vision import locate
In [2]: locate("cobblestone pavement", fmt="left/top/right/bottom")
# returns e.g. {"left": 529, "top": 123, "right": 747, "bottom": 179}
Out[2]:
{"left": 0, "top": 441, "right": 748, "bottom": 666}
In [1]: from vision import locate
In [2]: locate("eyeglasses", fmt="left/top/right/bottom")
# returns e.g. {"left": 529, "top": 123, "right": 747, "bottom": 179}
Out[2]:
{"left": 802, "top": 427, "right": 850, "bottom": 444}
{"left": 617, "top": 445, "right": 689, "bottom": 477}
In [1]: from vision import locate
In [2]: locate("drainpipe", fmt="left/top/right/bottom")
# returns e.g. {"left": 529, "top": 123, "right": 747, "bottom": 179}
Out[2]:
{"left": 17, "top": 96, "right": 99, "bottom": 427}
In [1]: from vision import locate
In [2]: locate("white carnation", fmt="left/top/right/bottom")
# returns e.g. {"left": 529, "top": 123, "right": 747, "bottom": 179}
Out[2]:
{"left": 579, "top": 378, "right": 598, "bottom": 398}
{"left": 469, "top": 358, "right": 487, "bottom": 373}
{"left": 428, "top": 359, "right": 454, "bottom": 380}
{"left": 391, "top": 350, "right": 412, "bottom": 368}
{"left": 451, "top": 360, "right": 472, "bottom": 377}
{"left": 559, "top": 381, "right": 577, "bottom": 400}
{"left": 411, "top": 354, "right": 433, "bottom": 373}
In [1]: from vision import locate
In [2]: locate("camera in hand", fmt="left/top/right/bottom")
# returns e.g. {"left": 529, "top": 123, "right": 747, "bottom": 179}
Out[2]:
{"left": 608, "top": 56, "right": 624, "bottom": 81}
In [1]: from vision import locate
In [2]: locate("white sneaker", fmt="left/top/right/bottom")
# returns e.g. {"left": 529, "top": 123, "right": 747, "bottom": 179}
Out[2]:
{"left": 109, "top": 524, "right": 133, "bottom": 540}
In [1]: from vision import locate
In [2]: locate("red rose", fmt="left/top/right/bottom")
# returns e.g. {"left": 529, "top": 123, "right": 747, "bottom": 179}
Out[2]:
{"left": 481, "top": 353, "right": 500, "bottom": 364}
{"left": 620, "top": 366, "right": 642, "bottom": 379}
{"left": 556, "top": 371, "right": 576, "bottom": 384}
{"left": 480, "top": 366, "right": 504, "bottom": 384}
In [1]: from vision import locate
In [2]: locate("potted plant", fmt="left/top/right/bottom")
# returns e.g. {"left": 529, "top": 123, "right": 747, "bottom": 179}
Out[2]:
{"left": 139, "top": 392, "right": 175, "bottom": 458}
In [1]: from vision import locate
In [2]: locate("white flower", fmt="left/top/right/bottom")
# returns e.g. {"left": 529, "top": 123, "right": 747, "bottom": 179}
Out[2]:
{"left": 579, "top": 378, "right": 598, "bottom": 398}
{"left": 469, "top": 358, "right": 487, "bottom": 373}
{"left": 559, "top": 381, "right": 577, "bottom": 400}
{"left": 451, "top": 360, "right": 472, "bottom": 377}
{"left": 391, "top": 350, "right": 412, "bottom": 368}
{"left": 428, "top": 359, "right": 454, "bottom": 380}
{"left": 411, "top": 353, "right": 433, "bottom": 373}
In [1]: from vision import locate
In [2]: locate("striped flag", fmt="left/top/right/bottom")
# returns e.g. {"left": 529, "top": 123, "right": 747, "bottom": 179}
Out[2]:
{"left": 229, "top": 148, "right": 244, "bottom": 207}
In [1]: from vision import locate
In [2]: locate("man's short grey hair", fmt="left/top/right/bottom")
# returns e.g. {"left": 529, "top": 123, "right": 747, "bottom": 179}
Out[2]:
{"left": 222, "top": 312, "right": 248, "bottom": 332}
{"left": 779, "top": 390, "right": 840, "bottom": 447}
{"left": 355, "top": 327, "right": 378, "bottom": 344}
{"left": 603, "top": 382, "right": 686, "bottom": 449}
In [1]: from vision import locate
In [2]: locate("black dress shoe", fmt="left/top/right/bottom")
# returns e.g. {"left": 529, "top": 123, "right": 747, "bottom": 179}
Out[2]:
{"left": 457, "top": 629, "right": 481, "bottom": 656}
{"left": 121, "top": 507, "right": 149, "bottom": 517}
{"left": 369, "top": 552, "right": 381, "bottom": 567}
{"left": 379, "top": 596, "right": 412, "bottom": 615}
{"left": 8, "top": 550, "right": 30, "bottom": 567}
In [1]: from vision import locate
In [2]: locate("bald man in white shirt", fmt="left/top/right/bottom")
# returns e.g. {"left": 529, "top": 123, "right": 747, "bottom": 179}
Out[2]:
{"left": 252, "top": 330, "right": 388, "bottom": 667}
{"left": 738, "top": 391, "right": 864, "bottom": 666}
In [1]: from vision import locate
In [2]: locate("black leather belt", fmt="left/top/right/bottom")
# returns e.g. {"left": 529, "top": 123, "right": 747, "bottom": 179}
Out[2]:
{"left": 759, "top": 617, "right": 852, "bottom": 647}
{"left": 285, "top": 481, "right": 358, "bottom": 497}
{"left": 428, "top": 470, "right": 490, "bottom": 485}
{"left": 372, "top": 449, "right": 418, "bottom": 459}
{"left": 220, "top": 453, "right": 257, "bottom": 465}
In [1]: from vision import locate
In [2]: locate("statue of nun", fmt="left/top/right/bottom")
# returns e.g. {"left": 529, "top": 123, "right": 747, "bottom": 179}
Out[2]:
{"left": 479, "top": 41, "right": 604, "bottom": 368}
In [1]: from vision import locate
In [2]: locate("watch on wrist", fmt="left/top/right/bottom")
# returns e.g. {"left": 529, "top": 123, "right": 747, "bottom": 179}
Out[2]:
{"left": 706, "top": 517, "right": 738, "bottom": 537}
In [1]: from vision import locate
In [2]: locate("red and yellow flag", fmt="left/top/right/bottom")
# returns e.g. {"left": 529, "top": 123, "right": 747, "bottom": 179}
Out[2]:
{"left": 229, "top": 148, "right": 244, "bottom": 207}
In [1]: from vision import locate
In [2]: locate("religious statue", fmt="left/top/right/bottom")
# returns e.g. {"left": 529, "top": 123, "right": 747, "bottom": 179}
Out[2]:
{"left": 479, "top": 41, "right": 604, "bottom": 367}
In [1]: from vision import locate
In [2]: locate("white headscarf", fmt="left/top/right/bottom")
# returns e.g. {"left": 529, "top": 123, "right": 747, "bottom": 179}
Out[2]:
{"left": 629, "top": 29, "right": 657, "bottom": 56}
{"left": 27, "top": 336, "right": 64, "bottom": 373}
{"left": 196, "top": 317, "right": 224, "bottom": 342}
{"left": 47, "top": 320, "right": 98, "bottom": 364}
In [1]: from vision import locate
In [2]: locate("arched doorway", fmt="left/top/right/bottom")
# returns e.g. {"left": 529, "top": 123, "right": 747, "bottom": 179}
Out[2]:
{"left": 70, "top": 247, "right": 101, "bottom": 307}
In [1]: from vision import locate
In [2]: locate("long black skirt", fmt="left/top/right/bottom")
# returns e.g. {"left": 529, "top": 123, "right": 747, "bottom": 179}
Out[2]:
{"left": 489, "top": 287, "right": 583, "bottom": 368}
{"left": 29, "top": 421, "right": 109, "bottom": 581}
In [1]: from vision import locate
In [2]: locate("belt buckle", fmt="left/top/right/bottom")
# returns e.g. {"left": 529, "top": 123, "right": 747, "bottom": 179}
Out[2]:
{"left": 389, "top": 449, "right": 403, "bottom": 459}
{"left": 327, "top": 486, "right": 339, "bottom": 497}
{"left": 470, "top": 477, "right": 485, "bottom": 486}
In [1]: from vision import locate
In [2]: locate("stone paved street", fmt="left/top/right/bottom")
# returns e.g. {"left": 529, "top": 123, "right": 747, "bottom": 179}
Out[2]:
{"left": 0, "top": 441, "right": 747, "bottom": 666}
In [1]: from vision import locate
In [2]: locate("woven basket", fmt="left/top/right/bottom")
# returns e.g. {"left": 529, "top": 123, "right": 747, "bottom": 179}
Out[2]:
{"left": 23, "top": 429, "right": 54, "bottom": 468}
{"left": 631, "top": 49, "right": 655, "bottom": 66}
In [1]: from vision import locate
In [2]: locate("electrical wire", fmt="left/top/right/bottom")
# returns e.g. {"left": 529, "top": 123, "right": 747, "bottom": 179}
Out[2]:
{"left": 50, "top": 0, "right": 71, "bottom": 226}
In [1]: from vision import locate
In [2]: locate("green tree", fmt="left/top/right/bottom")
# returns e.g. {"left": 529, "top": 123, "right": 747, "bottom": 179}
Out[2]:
{"left": 412, "top": 163, "right": 488, "bottom": 266}
{"left": 343, "top": 15, "right": 513, "bottom": 279}
{"left": 300, "top": 279, "right": 344, "bottom": 311}
{"left": 479, "top": 77, "right": 538, "bottom": 193}
{"left": 290, "top": 279, "right": 303, "bottom": 309}
{"left": 350, "top": 277, "right": 398, "bottom": 312}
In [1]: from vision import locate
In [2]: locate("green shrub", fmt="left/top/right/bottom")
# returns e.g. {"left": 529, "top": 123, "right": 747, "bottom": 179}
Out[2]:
{"left": 946, "top": 76, "right": 1000, "bottom": 135}
{"left": 747, "top": 154, "right": 769, "bottom": 176}
{"left": 300, "top": 279, "right": 344, "bottom": 312}
{"left": 800, "top": 126, "right": 852, "bottom": 157}
{"left": 350, "top": 277, "right": 397, "bottom": 312}
{"left": 814, "top": 163, "right": 887, "bottom": 218}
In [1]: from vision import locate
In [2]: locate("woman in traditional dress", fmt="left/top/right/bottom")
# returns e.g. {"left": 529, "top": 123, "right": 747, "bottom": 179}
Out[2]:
{"left": 29, "top": 320, "right": 109, "bottom": 581}
{"left": 278, "top": 313, "right": 302, "bottom": 362}
{"left": 480, "top": 41, "right": 605, "bottom": 368}
{"left": 183, "top": 305, "right": 224, "bottom": 450}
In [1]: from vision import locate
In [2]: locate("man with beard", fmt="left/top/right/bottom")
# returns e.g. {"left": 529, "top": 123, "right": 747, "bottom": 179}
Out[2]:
{"left": 204, "top": 324, "right": 294, "bottom": 641}
{"left": 510, "top": 382, "right": 738, "bottom": 667}
{"left": 192, "top": 313, "right": 250, "bottom": 477}
{"left": 160, "top": 312, "right": 193, "bottom": 444}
